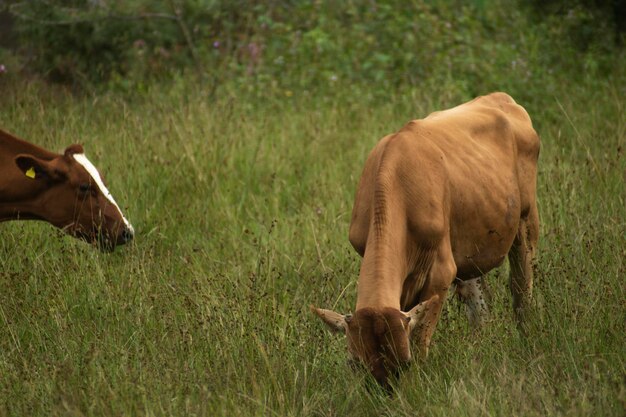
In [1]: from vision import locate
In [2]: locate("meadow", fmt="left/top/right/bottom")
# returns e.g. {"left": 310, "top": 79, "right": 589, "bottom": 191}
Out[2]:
{"left": 0, "top": 73, "right": 624, "bottom": 416}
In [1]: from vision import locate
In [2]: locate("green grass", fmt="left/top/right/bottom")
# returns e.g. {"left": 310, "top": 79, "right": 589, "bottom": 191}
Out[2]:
{"left": 0, "top": 75, "right": 624, "bottom": 416}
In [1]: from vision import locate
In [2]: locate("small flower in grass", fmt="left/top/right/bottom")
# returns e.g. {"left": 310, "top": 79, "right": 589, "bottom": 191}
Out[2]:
{"left": 0, "top": 64, "right": 6, "bottom": 74}
{"left": 213, "top": 40, "right": 220, "bottom": 49}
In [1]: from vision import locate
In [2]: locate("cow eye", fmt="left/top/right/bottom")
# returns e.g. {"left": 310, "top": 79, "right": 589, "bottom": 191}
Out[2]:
{"left": 78, "top": 183, "right": 90, "bottom": 193}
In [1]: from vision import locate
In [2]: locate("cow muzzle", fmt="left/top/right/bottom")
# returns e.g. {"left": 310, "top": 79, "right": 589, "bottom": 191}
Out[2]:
{"left": 119, "top": 224, "right": 135, "bottom": 244}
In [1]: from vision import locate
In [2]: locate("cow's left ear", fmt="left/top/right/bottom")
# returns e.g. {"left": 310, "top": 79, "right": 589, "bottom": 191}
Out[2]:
{"left": 310, "top": 305, "right": 350, "bottom": 334}
{"left": 405, "top": 295, "right": 440, "bottom": 333}
{"left": 15, "top": 154, "right": 67, "bottom": 181}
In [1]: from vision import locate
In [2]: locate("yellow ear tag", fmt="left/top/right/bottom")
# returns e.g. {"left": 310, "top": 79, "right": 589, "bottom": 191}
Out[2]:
{"left": 25, "top": 166, "right": 36, "bottom": 179}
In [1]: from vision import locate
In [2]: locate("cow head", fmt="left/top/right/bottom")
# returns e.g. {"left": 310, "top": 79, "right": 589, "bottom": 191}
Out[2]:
{"left": 14, "top": 145, "right": 134, "bottom": 251}
{"left": 311, "top": 296, "right": 438, "bottom": 389}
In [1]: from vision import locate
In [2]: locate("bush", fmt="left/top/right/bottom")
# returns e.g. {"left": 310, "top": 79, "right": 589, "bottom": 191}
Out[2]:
{"left": 5, "top": 0, "right": 625, "bottom": 94}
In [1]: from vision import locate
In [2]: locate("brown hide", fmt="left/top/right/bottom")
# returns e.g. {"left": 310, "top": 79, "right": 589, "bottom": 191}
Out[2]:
{"left": 313, "top": 92, "right": 540, "bottom": 388}
{"left": 0, "top": 128, "right": 134, "bottom": 250}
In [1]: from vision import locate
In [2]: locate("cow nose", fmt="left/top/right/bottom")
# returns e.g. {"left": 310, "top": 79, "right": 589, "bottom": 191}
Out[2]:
{"left": 121, "top": 226, "right": 134, "bottom": 243}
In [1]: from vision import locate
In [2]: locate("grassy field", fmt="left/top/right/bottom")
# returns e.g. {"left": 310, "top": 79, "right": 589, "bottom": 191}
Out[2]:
{"left": 0, "top": 74, "right": 624, "bottom": 416}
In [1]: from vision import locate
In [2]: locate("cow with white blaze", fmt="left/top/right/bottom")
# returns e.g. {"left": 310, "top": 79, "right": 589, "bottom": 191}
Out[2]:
{"left": 312, "top": 92, "right": 540, "bottom": 389}
{"left": 0, "top": 128, "right": 134, "bottom": 251}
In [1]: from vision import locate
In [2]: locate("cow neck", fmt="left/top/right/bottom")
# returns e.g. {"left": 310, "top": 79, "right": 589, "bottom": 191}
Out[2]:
{"left": 355, "top": 234, "right": 408, "bottom": 311}
{"left": 0, "top": 203, "right": 46, "bottom": 222}
{"left": 0, "top": 130, "right": 59, "bottom": 221}
{"left": 0, "top": 129, "right": 57, "bottom": 162}
{"left": 0, "top": 186, "right": 50, "bottom": 222}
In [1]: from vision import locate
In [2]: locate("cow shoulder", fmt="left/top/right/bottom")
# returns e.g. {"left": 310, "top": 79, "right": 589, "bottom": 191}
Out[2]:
{"left": 381, "top": 125, "right": 449, "bottom": 243}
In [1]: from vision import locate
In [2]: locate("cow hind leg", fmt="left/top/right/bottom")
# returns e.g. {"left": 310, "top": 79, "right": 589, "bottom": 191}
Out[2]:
{"left": 508, "top": 204, "right": 539, "bottom": 326}
{"left": 454, "top": 277, "right": 490, "bottom": 328}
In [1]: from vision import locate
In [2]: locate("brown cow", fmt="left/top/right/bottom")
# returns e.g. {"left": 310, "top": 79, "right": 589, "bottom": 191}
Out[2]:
{"left": 312, "top": 92, "right": 539, "bottom": 388}
{"left": 0, "top": 128, "right": 134, "bottom": 251}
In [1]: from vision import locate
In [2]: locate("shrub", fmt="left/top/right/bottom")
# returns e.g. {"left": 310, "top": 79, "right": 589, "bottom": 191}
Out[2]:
{"left": 5, "top": 0, "right": 625, "bottom": 95}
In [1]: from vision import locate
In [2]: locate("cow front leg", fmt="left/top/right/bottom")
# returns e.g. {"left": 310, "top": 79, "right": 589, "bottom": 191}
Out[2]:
{"left": 414, "top": 241, "right": 457, "bottom": 359}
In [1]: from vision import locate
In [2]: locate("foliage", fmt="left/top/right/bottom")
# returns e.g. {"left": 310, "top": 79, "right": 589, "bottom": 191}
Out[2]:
{"left": 525, "top": 0, "right": 626, "bottom": 46}
{"left": 5, "top": 0, "right": 624, "bottom": 93}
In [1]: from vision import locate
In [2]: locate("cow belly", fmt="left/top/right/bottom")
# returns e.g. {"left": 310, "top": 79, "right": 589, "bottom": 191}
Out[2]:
{"left": 450, "top": 189, "right": 520, "bottom": 279}
{"left": 453, "top": 237, "right": 513, "bottom": 279}
{"left": 400, "top": 152, "right": 520, "bottom": 278}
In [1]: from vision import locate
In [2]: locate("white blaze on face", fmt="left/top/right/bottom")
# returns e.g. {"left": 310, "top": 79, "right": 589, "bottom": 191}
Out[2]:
{"left": 72, "top": 153, "right": 134, "bottom": 233}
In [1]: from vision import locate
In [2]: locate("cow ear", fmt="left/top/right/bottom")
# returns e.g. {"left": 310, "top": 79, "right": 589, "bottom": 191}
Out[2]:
{"left": 405, "top": 295, "right": 440, "bottom": 333}
{"left": 310, "top": 305, "right": 350, "bottom": 334}
{"left": 15, "top": 154, "right": 66, "bottom": 181}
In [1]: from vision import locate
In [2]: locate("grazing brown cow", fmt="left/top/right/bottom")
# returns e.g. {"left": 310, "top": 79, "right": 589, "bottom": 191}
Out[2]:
{"left": 0, "top": 128, "right": 134, "bottom": 251}
{"left": 312, "top": 92, "right": 539, "bottom": 388}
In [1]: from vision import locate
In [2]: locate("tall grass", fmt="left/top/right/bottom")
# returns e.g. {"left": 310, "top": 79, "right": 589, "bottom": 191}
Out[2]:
{"left": 0, "top": 72, "right": 624, "bottom": 416}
